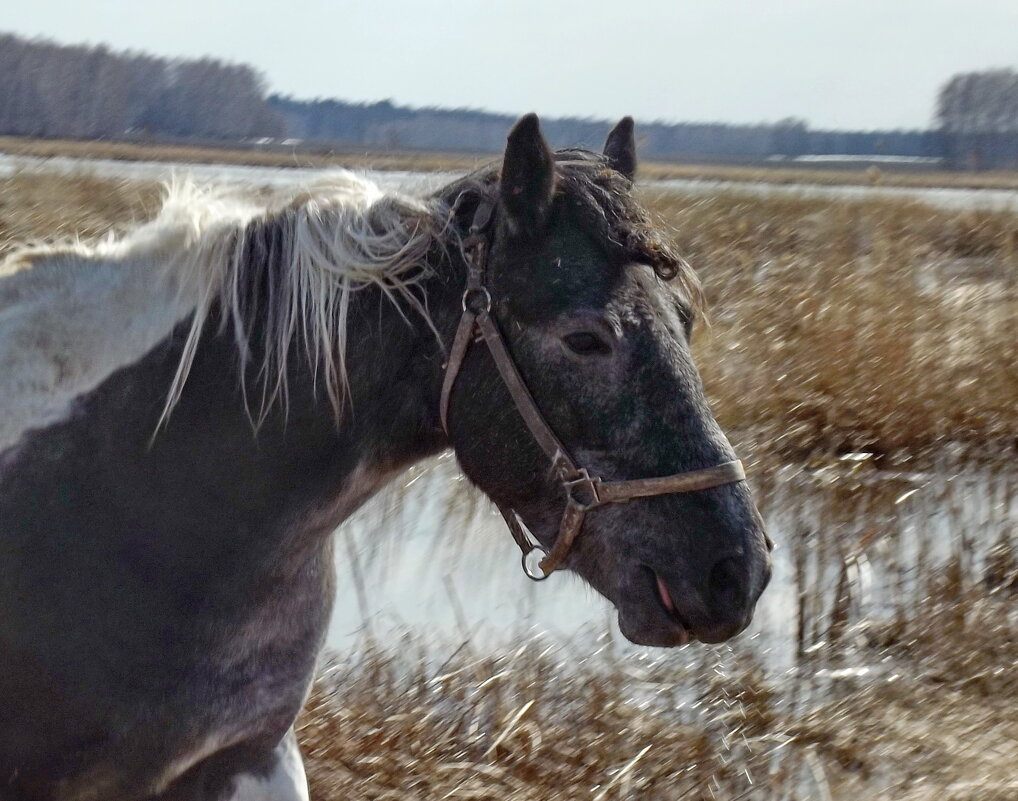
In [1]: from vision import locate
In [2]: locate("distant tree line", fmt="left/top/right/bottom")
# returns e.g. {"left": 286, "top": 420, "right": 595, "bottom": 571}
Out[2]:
{"left": 936, "top": 69, "right": 1018, "bottom": 169}
{"left": 268, "top": 97, "right": 940, "bottom": 162}
{"left": 2, "top": 31, "right": 1015, "bottom": 170}
{"left": 0, "top": 32, "right": 282, "bottom": 140}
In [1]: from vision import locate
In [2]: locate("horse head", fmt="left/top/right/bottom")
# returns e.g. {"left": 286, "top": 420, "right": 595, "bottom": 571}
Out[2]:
{"left": 441, "top": 115, "right": 772, "bottom": 646}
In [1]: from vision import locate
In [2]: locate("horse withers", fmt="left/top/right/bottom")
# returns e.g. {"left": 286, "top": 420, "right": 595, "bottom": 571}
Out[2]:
{"left": 0, "top": 115, "right": 771, "bottom": 800}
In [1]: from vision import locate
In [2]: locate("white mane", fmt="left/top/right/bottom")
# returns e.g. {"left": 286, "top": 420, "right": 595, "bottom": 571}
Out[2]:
{"left": 0, "top": 172, "right": 449, "bottom": 452}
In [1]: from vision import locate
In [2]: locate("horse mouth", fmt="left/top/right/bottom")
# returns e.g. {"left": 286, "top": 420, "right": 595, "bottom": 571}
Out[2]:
{"left": 614, "top": 567, "right": 693, "bottom": 647}
{"left": 652, "top": 569, "right": 691, "bottom": 645}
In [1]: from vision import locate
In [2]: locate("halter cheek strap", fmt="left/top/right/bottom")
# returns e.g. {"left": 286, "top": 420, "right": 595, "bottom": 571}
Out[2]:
{"left": 440, "top": 198, "right": 746, "bottom": 580}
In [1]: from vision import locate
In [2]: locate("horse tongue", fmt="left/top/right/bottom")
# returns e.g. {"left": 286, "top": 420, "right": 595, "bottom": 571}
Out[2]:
{"left": 656, "top": 575, "right": 676, "bottom": 614}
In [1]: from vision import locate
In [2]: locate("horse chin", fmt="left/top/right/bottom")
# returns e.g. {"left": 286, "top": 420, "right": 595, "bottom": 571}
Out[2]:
{"left": 616, "top": 606, "right": 691, "bottom": 648}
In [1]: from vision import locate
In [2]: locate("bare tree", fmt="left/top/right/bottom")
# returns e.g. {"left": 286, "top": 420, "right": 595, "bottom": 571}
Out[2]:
{"left": 0, "top": 32, "right": 282, "bottom": 141}
{"left": 937, "top": 69, "right": 1018, "bottom": 169}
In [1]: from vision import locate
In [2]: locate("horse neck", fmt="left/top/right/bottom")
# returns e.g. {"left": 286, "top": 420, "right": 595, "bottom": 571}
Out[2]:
{"left": 158, "top": 234, "right": 465, "bottom": 529}
{"left": 286, "top": 245, "right": 463, "bottom": 471}
{"left": 86, "top": 192, "right": 472, "bottom": 557}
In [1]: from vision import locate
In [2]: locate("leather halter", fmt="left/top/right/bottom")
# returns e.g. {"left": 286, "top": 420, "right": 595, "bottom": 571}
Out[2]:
{"left": 439, "top": 198, "right": 747, "bottom": 580}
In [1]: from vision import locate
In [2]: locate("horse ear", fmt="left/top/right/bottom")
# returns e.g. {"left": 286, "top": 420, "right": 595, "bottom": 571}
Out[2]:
{"left": 603, "top": 116, "right": 637, "bottom": 180}
{"left": 500, "top": 113, "right": 556, "bottom": 234}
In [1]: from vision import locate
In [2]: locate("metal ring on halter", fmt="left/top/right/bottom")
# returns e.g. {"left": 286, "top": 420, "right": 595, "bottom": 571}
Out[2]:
{"left": 462, "top": 286, "right": 492, "bottom": 314}
{"left": 522, "top": 545, "right": 552, "bottom": 581}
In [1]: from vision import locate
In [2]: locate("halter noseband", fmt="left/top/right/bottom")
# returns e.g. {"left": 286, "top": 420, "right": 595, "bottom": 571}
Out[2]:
{"left": 440, "top": 198, "right": 746, "bottom": 581}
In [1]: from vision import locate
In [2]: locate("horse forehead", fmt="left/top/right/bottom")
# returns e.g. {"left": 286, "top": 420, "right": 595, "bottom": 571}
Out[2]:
{"left": 604, "top": 265, "right": 685, "bottom": 326}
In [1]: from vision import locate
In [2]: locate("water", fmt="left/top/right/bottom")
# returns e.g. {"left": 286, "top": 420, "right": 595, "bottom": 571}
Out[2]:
{"left": 327, "top": 454, "right": 1017, "bottom": 680}
{"left": 310, "top": 454, "right": 1018, "bottom": 801}
{"left": 0, "top": 152, "right": 458, "bottom": 196}
{"left": 326, "top": 457, "right": 605, "bottom": 653}
{"left": 648, "top": 177, "right": 1018, "bottom": 212}
{"left": 3, "top": 151, "right": 1018, "bottom": 211}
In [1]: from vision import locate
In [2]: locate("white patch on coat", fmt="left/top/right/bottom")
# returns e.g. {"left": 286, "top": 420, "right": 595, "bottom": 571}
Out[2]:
{"left": 0, "top": 174, "right": 447, "bottom": 453}
{"left": 226, "top": 730, "right": 309, "bottom": 801}
{"left": 0, "top": 229, "right": 199, "bottom": 453}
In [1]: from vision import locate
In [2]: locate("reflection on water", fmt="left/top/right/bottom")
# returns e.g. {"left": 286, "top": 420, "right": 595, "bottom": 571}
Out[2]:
{"left": 329, "top": 452, "right": 1018, "bottom": 681}
{"left": 0, "top": 152, "right": 458, "bottom": 195}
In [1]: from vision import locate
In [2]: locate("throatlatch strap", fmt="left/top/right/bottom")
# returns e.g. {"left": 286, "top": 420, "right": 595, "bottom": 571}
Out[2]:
{"left": 439, "top": 309, "right": 477, "bottom": 433}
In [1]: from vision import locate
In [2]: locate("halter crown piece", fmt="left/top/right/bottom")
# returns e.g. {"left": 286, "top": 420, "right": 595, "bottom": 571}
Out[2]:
{"left": 440, "top": 198, "right": 747, "bottom": 580}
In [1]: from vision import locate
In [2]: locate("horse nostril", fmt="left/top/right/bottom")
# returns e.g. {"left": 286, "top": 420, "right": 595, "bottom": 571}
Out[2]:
{"left": 707, "top": 556, "right": 748, "bottom": 618}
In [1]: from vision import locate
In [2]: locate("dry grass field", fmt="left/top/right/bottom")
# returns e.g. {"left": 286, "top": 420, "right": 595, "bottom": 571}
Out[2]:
{"left": 1, "top": 169, "right": 1016, "bottom": 800}
{"left": 658, "top": 189, "right": 1018, "bottom": 463}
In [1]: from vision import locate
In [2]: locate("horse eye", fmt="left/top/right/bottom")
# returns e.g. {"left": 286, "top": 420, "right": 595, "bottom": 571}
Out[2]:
{"left": 563, "top": 331, "right": 612, "bottom": 356}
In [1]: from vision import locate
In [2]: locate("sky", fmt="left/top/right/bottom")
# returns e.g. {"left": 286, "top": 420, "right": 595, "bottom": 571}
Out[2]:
{"left": 4, "top": 0, "right": 1017, "bottom": 131}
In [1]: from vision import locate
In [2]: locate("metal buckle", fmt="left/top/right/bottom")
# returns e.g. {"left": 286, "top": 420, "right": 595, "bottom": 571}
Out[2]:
{"left": 563, "top": 468, "right": 602, "bottom": 510}
{"left": 461, "top": 286, "right": 492, "bottom": 314}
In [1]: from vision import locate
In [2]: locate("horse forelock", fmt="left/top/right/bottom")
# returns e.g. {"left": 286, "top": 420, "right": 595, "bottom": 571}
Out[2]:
{"left": 439, "top": 149, "right": 703, "bottom": 314}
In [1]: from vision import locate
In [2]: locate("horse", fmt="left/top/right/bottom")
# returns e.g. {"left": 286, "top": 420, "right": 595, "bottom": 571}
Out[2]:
{"left": 0, "top": 115, "right": 771, "bottom": 800}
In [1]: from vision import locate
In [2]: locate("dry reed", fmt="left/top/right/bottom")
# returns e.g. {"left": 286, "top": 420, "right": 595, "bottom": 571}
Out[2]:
{"left": 642, "top": 190, "right": 1018, "bottom": 462}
